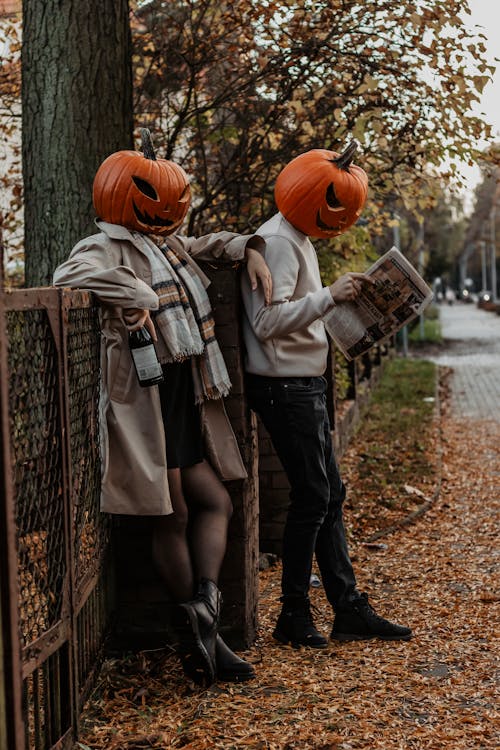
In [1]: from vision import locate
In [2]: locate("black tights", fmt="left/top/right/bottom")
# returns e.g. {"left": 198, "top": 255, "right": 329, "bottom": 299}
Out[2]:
{"left": 152, "top": 459, "right": 233, "bottom": 602}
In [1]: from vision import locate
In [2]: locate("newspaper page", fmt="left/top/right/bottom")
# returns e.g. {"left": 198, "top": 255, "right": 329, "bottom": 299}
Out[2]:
{"left": 323, "top": 247, "right": 433, "bottom": 360}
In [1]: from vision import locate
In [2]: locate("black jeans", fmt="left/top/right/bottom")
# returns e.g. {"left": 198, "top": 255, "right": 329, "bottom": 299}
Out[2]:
{"left": 246, "top": 374, "right": 358, "bottom": 610}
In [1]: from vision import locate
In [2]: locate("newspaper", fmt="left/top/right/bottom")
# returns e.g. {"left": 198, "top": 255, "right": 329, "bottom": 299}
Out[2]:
{"left": 323, "top": 247, "right": 433, "bottom": 360}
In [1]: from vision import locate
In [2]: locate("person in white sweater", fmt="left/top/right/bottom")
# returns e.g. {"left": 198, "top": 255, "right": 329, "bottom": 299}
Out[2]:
{"left": 241, "top": 210, "right": 412, "bottom": 647}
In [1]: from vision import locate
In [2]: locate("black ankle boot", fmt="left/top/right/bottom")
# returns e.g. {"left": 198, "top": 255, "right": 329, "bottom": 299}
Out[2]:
{"left": 273, "top": 595, "right": 328, "bottom": 649}
{"left": 174, "top": 578, "right": 221, "bottom": 686}
{"left": 215, "top": 634, "right": 255, "bottom": 682}
{"left": 330, "top": 593, "right": 412, "bottom": 642}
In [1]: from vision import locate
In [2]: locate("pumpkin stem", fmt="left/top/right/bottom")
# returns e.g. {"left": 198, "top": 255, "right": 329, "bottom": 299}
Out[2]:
{"left": 333, "top": 139, "right": 359, "bottom": 170}
{"left": 141, "top": 128, "right": 157, "bottom": 161}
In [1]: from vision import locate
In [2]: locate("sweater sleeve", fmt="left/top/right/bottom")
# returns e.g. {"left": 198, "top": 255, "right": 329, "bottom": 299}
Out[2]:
{"left": 174, "top": 232, "right": 265, "bottom": 262}
{"left": 53, "top": 238, "right": 159, "bottom": 310}
{"left": 250, "top": 235, "right": 334, "bottom": 340}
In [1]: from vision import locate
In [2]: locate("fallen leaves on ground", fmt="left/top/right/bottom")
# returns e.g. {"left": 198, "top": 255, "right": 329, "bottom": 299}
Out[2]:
{"left": 79, "top": 372, "right": 499, "bottom": 749}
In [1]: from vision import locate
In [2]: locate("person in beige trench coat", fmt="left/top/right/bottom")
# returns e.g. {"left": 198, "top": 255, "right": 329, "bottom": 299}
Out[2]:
{"left": 53, "top": 219, "right": 264, "bottom": 516}
{"left": 53, "top": 135, "right": 272, "bottom": 688}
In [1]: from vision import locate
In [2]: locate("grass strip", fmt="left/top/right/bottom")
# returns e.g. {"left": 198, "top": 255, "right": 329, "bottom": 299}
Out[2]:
{"left": 342, "top": 356, "right": 440, "bottom": 540}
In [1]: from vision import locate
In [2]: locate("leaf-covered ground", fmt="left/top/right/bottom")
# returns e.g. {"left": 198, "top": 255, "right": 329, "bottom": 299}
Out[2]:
{"left": 78, "top": 366, "right": 499, "bottom": 749}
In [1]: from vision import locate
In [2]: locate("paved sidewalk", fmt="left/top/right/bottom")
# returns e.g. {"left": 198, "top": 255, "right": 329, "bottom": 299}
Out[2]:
{"left": 425, "top": 303, "right": 500, "bottom": 422}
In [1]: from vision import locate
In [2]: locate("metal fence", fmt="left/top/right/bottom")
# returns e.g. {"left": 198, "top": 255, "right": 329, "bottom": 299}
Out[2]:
{"left": 0, "top": 288, "right": 113, "bottom": 750}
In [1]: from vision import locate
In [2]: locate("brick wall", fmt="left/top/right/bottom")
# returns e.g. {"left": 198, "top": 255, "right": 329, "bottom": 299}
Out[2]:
{"left": 113, "top": 261, "right": 259, "bottom": 649}
{"left": 201, "top": 261, "right": 260, "bottom": 648}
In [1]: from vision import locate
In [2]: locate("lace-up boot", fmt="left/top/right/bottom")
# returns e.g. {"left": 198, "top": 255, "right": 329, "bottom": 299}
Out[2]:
{"left": 330, "top": 593, "right": 412, "bottom": 641}
{"left": 273, "top": 595, "right": 328, "bottom": 648}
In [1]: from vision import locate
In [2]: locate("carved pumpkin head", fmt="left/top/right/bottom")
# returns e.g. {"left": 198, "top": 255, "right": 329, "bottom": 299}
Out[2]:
{"left": 92, "top": 129, "right": 191, "bottom": 236}
{"left": 274, "top": 141, "right": 368, "bottom": 239}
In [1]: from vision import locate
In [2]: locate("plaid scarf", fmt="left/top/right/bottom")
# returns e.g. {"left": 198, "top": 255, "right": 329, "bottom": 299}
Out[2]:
{"left": 141, "top": 240, "right": 232, "bottom": 403}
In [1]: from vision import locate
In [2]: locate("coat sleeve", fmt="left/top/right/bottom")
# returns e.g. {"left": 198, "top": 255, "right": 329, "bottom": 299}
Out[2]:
{"left": 247, "top": 235, "right": 334, "bottom": 340}
{"left": 53, "top": 237, "right": 159, "bottom": 310}
{"left": 173, "top": 231, "right": 265, "bottom": 263}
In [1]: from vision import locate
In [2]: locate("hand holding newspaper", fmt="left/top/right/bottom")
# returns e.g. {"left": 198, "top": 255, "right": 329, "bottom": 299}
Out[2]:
{"left": 323, "top": 247, "right": 433, "bottom": 360}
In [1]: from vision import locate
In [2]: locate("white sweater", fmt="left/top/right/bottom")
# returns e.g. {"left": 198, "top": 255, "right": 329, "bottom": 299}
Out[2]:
{"left": 241, "top": 213, "right": 335, "bottom": 377}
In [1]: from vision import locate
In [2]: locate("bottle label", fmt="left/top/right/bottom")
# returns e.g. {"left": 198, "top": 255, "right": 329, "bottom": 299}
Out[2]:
{"left": 131, "top": 346, "right": 163, "bottom": 381}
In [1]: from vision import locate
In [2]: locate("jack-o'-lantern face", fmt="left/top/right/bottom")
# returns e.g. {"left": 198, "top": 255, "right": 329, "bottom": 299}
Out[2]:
{"left": 92, "top": 129, "right": 191, "bottom": 236}
{"left": 274, "top": 142, "right": 368, "bottom": 239}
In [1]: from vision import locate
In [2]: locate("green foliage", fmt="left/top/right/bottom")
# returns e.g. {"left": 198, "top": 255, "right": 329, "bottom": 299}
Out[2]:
{"left": 348, "top": 358, "right": 437, "bottom": 499}
{"left": 370, "top": 358, "right": 436, "bottom": 417}
{"left": 334, "top": 353, "right": 351, "bottom": 402}
{"left": 406, "top": 303, "right": 442, "bottom": 345}
{"left": 317, "top": 224, "right": 378, "bottom": 286}
{"left": 408, "top": 317, "right": 443, "bottom": 344}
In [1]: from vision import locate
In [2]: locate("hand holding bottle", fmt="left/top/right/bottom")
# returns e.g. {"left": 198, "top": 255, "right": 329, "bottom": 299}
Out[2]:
{"left": 123, "top": 308, "right": 157, "bottom": 341}
{"left": 124, "top": 308, "right": 163, "bottom": 387}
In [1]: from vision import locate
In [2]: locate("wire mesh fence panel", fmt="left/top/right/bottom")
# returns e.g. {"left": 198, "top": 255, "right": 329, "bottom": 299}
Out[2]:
{"left": 1, "top": 288, "right": 113, "bottom": 750}
{"left": 2, "top": 290, "right": 73, "bottom": 750}
{"left": 6, "top": 304, "right": 68, "bottom": 649}
{"left": 63, "top": 298, "right": 110, "bottom": 595}
{"left": 76, "top": 569, "right": 114, "bottom": 709}
{"left": 22, "top": 645, "right": 72, "bottom": 750}
{"left": 61, "top": 292, "right": 113, "bottom": 706}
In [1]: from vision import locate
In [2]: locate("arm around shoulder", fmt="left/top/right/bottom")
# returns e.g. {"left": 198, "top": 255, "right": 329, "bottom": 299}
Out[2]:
{"left": 175, "top": 231, "right": 265, "bottom": 263}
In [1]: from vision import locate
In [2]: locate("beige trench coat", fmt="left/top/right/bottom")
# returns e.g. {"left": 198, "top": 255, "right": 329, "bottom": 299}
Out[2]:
{"left": 54, "top": 220, "right": 259, "bottom": 515}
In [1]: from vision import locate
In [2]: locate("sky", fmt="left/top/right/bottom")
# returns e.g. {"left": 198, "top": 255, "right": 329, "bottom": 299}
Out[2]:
{"left": 457, "top": 0, "right": 500, "bottom": 199}
{"left": 467, "top": 0, "right": 500, "bottom": 138}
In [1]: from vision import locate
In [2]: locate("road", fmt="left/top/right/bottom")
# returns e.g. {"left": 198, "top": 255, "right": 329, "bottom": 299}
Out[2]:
{"left": 423, "top": 302, "right": 500, "bottom": 422}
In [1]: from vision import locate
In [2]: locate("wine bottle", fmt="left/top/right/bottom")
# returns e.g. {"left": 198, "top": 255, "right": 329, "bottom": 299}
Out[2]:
{"left": 128, "top": 326, "right": 164, "bottom": 387}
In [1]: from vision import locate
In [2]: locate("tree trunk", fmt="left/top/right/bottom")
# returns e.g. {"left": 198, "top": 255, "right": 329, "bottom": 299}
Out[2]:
{"left": 22, "top": 0, "right": 133, "bottom": 286}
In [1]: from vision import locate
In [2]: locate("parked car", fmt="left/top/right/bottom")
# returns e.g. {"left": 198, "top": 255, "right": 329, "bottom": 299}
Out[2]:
{"left": 460, "top": 288, "right": 474, "bottom": 303}
{"left": 478, "top": 290, "right": 492, "bottom": 303}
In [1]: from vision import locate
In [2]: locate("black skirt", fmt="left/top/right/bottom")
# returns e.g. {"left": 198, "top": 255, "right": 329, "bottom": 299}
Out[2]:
{"left": 158, "top": 359, "right": 204, "bottom": 469}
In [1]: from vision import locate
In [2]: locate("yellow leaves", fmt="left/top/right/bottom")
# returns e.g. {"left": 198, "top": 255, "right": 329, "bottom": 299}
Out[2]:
{"left": 357, "top": 74, "right": 380, "bottom": 94}
{"left": 312, "top": 85, "right": 326, "bottom": 101}
{"left": 351, "top": 118, "right": 367, "bottom": 142}
{"left": 333, "top": 108, "right": 345, "bottom": 124}
{"left": 419, "top": 45, "right": 435, "bottom": 57}
{"left": 301, "top": 121, "right": 315, "bottom": 137}
{"left": 125, "top": 0, "right": 495, "bottom": 230}
{"left": 266, "top": 132, "right": 282, "bottom": 150}
{"left": 288, "top": 99, "right": 305, "bottom": 117}
{"left": 472, "top": 75, "right": 492, "bottom": 94}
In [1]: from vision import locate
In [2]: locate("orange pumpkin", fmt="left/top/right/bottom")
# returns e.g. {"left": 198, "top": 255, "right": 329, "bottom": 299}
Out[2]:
{"left": 93, "top": 129, "right": 191, "bottom": 236}
{"left": 274, "top": 141, "right": 368, "bottom": 238}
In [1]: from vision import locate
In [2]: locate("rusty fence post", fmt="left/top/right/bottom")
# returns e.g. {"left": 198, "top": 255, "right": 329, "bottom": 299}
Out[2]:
{"left": 0, "top": 288, "right": 26, "bottom": 750}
